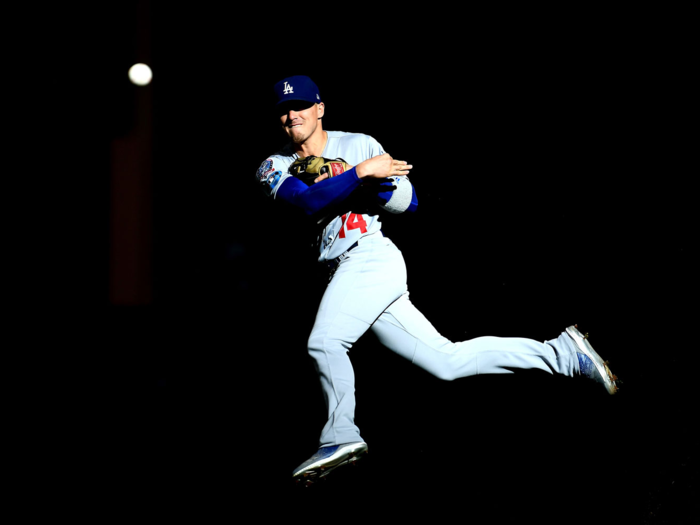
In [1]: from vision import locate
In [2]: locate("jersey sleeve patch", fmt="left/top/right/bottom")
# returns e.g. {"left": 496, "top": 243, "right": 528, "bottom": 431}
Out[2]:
{"left": 256, "top": 159, "right": 283, "bottom": 197}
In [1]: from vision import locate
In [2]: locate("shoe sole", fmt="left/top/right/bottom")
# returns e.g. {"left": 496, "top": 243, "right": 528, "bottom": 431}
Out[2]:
{"left": 566, "top": 325, "right": 618, "bottom": 395}
{"left": 293, "top": 442, "right": 368, "bottom": 486}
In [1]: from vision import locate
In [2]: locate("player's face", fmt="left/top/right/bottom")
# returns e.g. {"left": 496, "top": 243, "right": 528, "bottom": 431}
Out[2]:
{"left": 278, "top": 102, "right": 324, "bottom": 144}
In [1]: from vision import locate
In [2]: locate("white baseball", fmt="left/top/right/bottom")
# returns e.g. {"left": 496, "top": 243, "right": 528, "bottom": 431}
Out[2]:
{"left": 128, "top": 63, "right": 153, "bottom": 86}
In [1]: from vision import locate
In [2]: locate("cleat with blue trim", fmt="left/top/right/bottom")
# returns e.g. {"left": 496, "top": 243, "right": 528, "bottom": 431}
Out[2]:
{"left": 292, "top": 442, "right": 368, "bottom": 484}
{"left": 566, "top": 325, "right": 619, "bottom": 395}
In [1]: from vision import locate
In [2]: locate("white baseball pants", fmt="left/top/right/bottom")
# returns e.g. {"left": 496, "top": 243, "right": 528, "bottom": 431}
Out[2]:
{"left": 307, "top": 232, "right": 581, "bottom": 448}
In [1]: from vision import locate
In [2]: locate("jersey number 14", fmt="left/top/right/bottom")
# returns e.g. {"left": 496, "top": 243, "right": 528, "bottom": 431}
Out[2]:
{"left": 338, "top": 213, "right": 367, "bottom": 238}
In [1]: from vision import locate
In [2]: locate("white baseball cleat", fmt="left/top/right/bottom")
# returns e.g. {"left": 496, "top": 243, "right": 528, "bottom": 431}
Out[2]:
{"left": 292, "top": 442, "right": 368, "bottom": 486}
{"left": 566, "top": 325, "right": 619, "bottom": 395}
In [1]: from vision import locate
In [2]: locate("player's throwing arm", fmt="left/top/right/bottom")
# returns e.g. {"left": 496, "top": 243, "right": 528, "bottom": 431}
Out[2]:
{"left": 356, "top": 153, "right": 412, "bottom": 179}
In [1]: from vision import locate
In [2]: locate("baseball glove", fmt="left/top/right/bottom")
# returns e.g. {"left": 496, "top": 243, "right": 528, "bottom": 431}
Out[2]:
{"left": 289, "top": 156, "right": 351, "bottom": 185}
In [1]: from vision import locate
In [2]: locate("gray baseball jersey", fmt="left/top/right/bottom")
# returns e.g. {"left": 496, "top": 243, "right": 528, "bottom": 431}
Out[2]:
{"left": 258, "top": 131, "right": 384, "bottom": 261}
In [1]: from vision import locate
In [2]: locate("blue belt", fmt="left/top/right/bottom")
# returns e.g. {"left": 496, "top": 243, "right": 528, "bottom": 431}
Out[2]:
{"left": 326, "top": 241, "right": 359, "bottom": 271}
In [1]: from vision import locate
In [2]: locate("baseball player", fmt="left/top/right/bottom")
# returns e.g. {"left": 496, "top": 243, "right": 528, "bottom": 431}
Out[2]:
{"left": 255, "top": 75, "right": 619, "bottom": 486}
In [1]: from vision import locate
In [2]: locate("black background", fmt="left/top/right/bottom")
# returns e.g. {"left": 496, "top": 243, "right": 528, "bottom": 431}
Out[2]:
{"left": 51, "top": 3, "right": 695, "bottom": 523}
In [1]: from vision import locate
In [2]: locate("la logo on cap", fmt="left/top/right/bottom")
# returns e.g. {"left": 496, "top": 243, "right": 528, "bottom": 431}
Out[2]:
{"left": 274, "top": 75, "right": 322, "bottom": 106}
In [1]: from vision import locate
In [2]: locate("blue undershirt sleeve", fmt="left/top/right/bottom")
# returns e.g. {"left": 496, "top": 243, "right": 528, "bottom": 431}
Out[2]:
{"left": 406, "top": 186, "right": 418, "bottom": 213}
{"left": 275, "top": 167, "right": 363, "bottom": 215}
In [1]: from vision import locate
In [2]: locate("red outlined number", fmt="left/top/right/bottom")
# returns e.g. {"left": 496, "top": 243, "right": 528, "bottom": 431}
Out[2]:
{"left": 338, "top": 213, "right": 368, "bottom": 238}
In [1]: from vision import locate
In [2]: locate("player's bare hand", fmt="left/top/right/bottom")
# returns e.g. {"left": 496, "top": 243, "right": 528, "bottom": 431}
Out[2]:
{"left": 389, "top": 159, "right": 412, "bottom": 177}
{"left": 355, "top": 153, "right": 412, "bottom": 179}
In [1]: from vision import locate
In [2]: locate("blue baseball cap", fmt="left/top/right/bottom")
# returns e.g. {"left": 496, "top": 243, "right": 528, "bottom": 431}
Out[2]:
{"left": 273, "top": 75, "right": 322, "bottom": 106}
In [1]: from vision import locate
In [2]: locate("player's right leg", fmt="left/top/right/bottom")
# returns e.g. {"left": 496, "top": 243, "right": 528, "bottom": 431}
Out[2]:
{"left": 307, "top": 235, "right": 407, "bottom": 447}
{"left": 291, "top": 442, "right": 369, "bottom": 487}
{"left": 293, "top": 234, "right": 406, "bottom": 484}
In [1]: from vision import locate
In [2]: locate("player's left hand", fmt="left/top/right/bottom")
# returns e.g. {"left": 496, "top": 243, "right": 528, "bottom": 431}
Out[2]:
{"left": 313, "top": 157, "right": 410, "bottom": 183}
{"left": 290, "top": 156, "right": 353, "bottom": 185}
{"left": 313, "top": 164, "right": 354, "bottom": 184}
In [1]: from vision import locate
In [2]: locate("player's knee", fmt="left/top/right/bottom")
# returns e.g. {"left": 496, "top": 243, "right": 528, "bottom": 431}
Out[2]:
{"left": 414, "top": 352, "right": 473, "bottom": 381}
{"left": 308, "top": 332, "right": 351, "bottom": 357}
{"left": 419, "top": 363, "right": 459, "bottom": 381}
{"left": 436, "top": 370, "right": 459, "bottom": 381}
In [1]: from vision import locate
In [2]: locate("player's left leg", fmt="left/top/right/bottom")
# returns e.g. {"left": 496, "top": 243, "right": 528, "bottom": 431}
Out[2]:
{"left": 371, "top": 293, "right": 617, "bottom": 392}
